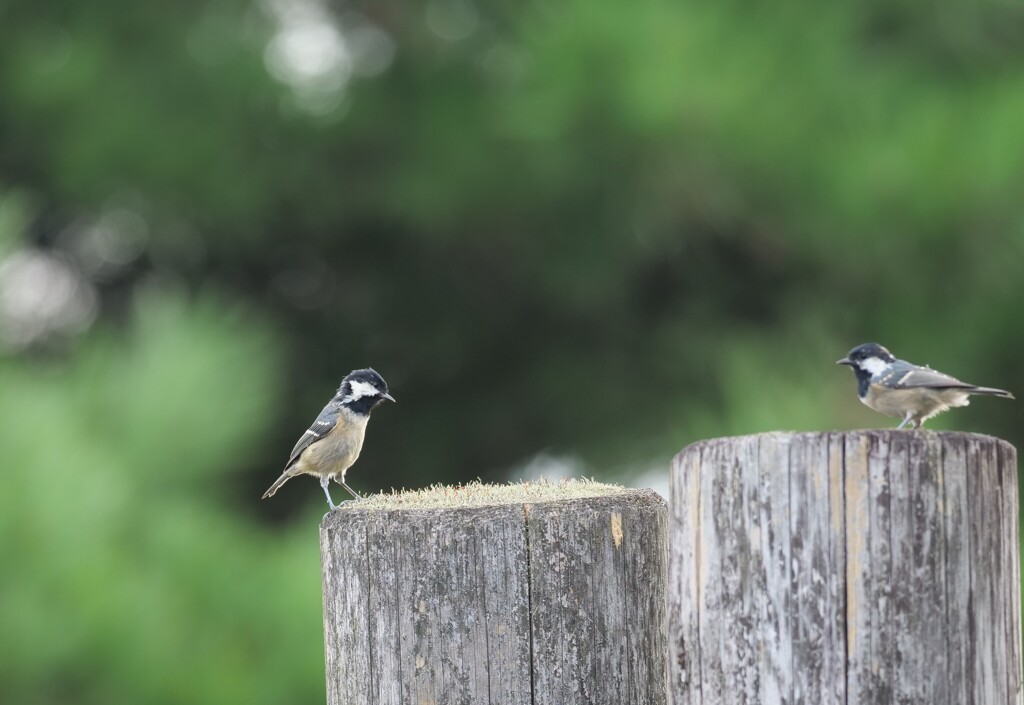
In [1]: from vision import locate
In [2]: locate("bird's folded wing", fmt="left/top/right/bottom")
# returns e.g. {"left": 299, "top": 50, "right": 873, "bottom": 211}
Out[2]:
{"left": 887, "top": 364, "right": 975, "bottom": 390}
{"left": 286, "top": 401, "right": 342, "bottom": 468}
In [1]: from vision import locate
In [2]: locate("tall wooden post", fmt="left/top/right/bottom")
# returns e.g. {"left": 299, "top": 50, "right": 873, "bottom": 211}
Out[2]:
{"left": 668, "top": 431, "right": 1022, "bottom": 705}
{"left": 320, "top": 483, "right": 668, "bottom": 705}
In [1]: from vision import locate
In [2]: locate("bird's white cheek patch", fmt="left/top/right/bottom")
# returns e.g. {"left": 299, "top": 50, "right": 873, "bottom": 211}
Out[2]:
{"left": 345, "top": 380, "right": 380, "bottom": 402}
{"left": 859, "top": 357, "right": 888, "bottom": 376}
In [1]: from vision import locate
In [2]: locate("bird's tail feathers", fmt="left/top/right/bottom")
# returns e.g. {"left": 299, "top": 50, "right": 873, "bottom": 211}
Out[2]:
{"left": 971, "top": 386, "right": 1015, "bottom": 399}
{"left": 262, "top": 472, "right": 293, "bottom": 499}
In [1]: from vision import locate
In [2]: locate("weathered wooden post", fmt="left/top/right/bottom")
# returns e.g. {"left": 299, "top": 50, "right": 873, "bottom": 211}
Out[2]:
{"left": 668, "top": 431, "right": 1022, "bottom": 705}
{"left": 320, "top": 481, "right": 668, "bottom": 705}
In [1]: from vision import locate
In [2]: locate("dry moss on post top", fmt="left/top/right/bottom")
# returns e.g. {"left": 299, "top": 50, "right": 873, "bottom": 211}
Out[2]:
{"left": 337, "top": 477, "right": 631, "bottom": 511}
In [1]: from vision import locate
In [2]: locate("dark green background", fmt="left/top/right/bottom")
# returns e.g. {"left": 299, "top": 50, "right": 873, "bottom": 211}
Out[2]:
{"left": 3, "top": 0, "right": 1023, "bottom": 702}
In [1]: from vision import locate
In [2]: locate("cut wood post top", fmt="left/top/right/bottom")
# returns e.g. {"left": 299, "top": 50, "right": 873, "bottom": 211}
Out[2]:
{"left": 674, "top": 429, "right": 1016, "bottom": 460}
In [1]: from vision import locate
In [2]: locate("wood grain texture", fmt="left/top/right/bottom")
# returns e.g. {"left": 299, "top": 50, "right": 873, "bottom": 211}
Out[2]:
{"left": 321, "top": 490, "right": 668, "bottom": 705}
{"left": 668, "top": 431, "right": 1022, "bottom": 705}
{"left": 669, "top": 439, "right": 704, "bottom": 705}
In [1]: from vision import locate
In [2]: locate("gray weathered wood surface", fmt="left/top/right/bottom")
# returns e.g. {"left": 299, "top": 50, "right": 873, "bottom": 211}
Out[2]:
{"left": 321, "top": 489, "right": 668, "bottom": 705}
{"left": 668, "top": 431, "right": 1022, "bottom": 705}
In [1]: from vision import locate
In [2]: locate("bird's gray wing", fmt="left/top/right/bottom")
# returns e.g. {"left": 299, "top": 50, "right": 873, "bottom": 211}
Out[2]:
{"left": 884, "top": 361, "right": 975, "bottom": 390}
{"left": 285, "top": 401, "right": 342, "bottom": 469}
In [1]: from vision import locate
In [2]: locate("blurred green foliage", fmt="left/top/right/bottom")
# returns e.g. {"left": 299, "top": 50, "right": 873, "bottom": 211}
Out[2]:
{"left": 2, "top": 0, "right": 1024, "bottom": 702}
{"left": 0, "top": 293, "right": 326, "bottom": 705}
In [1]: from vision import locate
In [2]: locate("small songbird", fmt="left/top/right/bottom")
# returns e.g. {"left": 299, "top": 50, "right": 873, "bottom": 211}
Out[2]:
{"left": 262, "top": 368, "right": 395, "bottom": 508}
{"left": 837, "top": 343, "right": 1013, "bottom": 429}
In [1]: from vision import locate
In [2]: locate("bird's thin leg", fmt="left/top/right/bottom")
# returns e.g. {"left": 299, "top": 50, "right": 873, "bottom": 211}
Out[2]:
{"left": 896, "top": 411, "right": 913, "bottom": 430}
{"left": 338, "top": 477, "right": 362, "bottom": 500}
{"left": 320, "top": 476, "right": 336, "bottom": 510}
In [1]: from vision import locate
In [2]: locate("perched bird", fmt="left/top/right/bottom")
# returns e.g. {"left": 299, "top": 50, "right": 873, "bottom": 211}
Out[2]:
{"left": 262, "top": 368, "right": 395, "bottom": 508}
{"left": 837, "top": 343, "right": 1013, "bottom": 429}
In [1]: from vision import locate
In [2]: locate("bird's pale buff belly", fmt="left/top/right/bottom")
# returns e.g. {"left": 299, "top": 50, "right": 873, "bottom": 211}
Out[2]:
{"left": 862, "top": 384, "right": 970, "bottom": 418}
{"left": 295, "top": 415, "right": 367, "bottom": 479}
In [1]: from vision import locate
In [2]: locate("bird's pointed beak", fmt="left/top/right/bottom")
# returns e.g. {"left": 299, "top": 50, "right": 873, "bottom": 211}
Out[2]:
{"left": 382, "top": 393, "right": 396, "bottom": 403}
{"left": 836, "top": 357, "right": 853, "bottom": 366}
